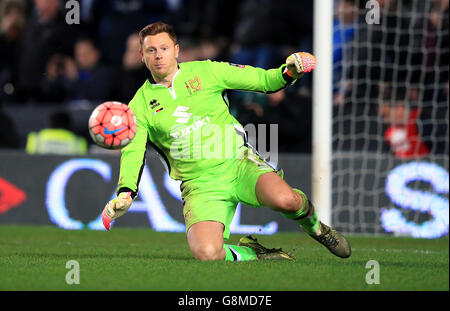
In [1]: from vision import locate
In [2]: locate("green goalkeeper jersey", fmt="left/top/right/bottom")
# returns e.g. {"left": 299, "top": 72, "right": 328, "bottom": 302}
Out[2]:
{"left": 117, "top": 60, "right": 293, "bottom": 195}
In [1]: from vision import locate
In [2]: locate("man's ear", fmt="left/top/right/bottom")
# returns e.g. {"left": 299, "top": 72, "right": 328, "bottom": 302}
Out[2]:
{"left": 139, "top": 48, "right": 144, "bottom": 62}
{"left": 175, "top": 44, "right": 179, "bottom": 58}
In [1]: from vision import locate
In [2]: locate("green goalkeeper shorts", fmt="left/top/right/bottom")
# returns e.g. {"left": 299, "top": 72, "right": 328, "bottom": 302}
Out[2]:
{"left": 181, "top": 148, "right": 283, "bottom": 240}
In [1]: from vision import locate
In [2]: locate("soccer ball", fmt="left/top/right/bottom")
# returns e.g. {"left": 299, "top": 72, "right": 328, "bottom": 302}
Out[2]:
{"left": 88, "top": 101, "right": 137, "bottom": 149}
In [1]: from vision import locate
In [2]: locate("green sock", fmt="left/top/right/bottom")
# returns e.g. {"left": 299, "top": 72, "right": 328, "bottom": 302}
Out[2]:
{"left": 223, "top": 244, "right": 257, "bottom": 261}
{"left": 281, "top": 188, "right": 320, "bottom": 235}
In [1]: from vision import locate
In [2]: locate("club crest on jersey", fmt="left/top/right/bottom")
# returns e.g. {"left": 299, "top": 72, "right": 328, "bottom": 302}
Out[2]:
{"left": 229, "top": 63, "right": 245, "bottom": 68}
{"left": 185, "top": 76, "right": 202, "bottom": 95}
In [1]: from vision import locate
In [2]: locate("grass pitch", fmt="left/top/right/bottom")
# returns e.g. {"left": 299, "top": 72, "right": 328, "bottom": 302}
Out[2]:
{"left": 0, "top": 225, "right": 448, "bottom": 291}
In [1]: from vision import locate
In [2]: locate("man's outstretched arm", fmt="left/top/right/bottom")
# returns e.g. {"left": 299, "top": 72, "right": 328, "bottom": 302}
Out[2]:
{"left": 206, "top": 52, "right": 316, "bottom": 93}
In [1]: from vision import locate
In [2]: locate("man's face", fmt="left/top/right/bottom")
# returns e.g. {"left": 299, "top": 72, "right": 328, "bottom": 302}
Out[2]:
{"left": 123, "top": 34, "right": 143, "bottom": 69}
{"left": 140, "top": 32, "right": 179, "bottom": 78}
{"left": 34, "top": 0, "right": 59, "bottom": 23}
{"left": 336, "top": 1, "right": 356, "bottom": 24}
{"left": 379, "top": 102, "right": 408, "bottom": 125}
{"left": 75, "top": 41, "right": 99, "bottom": 70}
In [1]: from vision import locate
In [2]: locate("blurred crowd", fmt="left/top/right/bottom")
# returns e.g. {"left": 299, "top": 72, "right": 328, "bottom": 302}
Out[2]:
{"left": 333, "top": 0, "right": 448, "bottom": 157}
{"left": 0, "top": 0, "right": 314, "bottom": 153}
{"left": 0, "top": 0, "right": 313, "bottom": 104}
{"left": 0, "top": 0, "right": 448, "bottom": 158}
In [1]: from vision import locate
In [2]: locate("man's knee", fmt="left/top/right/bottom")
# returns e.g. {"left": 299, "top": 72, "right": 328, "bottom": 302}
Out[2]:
{"left": 187, "top": 221, "right": 225, "bottom": 261}
{"left": 256, "top": 172, "right": 304, "bottom": 212}
{"left": 191, "top": 243, "right": 224, "bottom": 261}
{"left": 274, "top": 190, "right": 303, "bottom": 212}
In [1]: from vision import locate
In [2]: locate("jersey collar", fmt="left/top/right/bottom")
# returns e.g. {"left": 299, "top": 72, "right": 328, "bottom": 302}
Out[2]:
{"left": 147, "top": 65, "right": 180, "bottom": 85}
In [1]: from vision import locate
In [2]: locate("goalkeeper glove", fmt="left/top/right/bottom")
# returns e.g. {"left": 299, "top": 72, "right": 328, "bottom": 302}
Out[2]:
{"left": 285, "top": 52, "right": 317, "bottom": 79}
{"left": 102, "top": 191, "right": 133, "bottom": 231}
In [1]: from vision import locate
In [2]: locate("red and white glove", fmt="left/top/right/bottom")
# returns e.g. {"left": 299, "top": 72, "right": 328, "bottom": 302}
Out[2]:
{"left": 285, "top": 52, "right": 317, "bottom": 79}
{"left": 102, "top": 191, "right": 133, "bottom": 230}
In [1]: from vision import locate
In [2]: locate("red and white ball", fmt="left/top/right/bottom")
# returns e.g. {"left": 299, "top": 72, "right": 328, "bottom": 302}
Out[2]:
{"left": 88, "top": 101, "right": 137, "bottom": 149}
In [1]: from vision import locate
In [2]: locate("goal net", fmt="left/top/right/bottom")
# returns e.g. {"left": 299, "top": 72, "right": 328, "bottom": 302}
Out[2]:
{"left": 331, "top": 0, "right": 449, "bottom": 237}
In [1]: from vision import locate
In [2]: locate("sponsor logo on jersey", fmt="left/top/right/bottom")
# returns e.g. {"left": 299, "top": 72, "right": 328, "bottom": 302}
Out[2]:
{"left": 229, "top": 63, "right": 245, "bottom": 68}
{"left": 170, "top": 116, "right": 211, "bottom": 139}
{"left": 172, "top": 106, "right": 192, "bottom": 123}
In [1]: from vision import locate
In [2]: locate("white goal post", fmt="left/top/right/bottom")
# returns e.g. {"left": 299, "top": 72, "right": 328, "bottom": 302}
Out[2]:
{"left": 312, "top": 0, "right": 333, "bottom": 226}
{"left": 312, "top": 0, "right": 449, "bottom": 237}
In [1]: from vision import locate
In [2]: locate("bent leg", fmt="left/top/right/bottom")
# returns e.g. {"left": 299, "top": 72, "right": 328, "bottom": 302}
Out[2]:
{"left": 255, "top": 172, "right": 320, "bottom": 235}
{"left": 187, "top": 221, "right": 226, "bottom": 261}
{"left": 187, "top": 220, "right": 259, "bottom": 261}
{"left": 255, "top": 172, "right": 304, "bottom": 212}
{"left": 255, "top": 172, "right": 351, "bottom": 258}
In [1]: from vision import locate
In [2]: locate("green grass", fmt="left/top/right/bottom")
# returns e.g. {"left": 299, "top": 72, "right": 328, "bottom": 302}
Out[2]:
{"left": 0, "top": 225, "right": 448, "bottom": 291}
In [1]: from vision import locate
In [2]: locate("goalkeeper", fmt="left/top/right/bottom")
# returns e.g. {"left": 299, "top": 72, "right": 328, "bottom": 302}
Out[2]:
{"left": 102, "top": 22, "right": 351, "bottom": 261}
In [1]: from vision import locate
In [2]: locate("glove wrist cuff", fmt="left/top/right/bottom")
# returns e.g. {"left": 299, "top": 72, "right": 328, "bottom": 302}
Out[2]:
{"left": 118, "top": 191, "right": 132, "bottom": 199}
{"left": 284, "top": 67, "right": 294, "bottom": 78}
{"left": 282, "top": 66, "right": 296, "bottom": 85}
{"left": 117, "top": 187, "right": 137, "bottom": 200}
